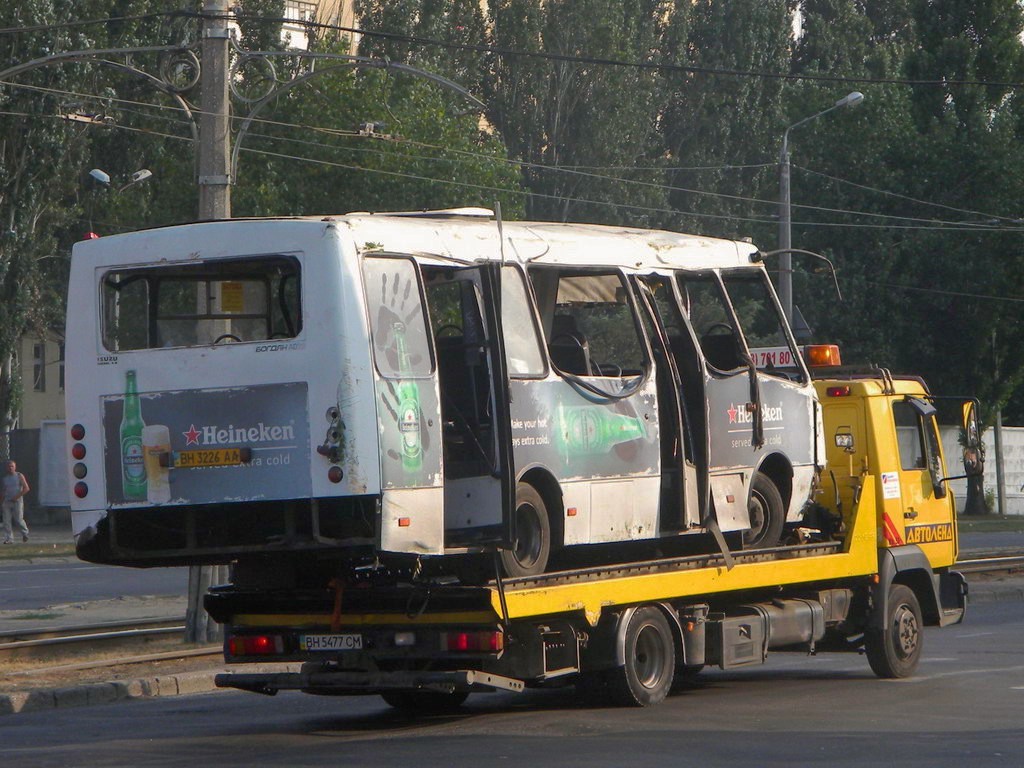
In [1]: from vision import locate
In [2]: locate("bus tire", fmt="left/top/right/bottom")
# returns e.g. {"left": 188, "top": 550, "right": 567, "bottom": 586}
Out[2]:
{"left": 380, "top": 689, "right": 469, "bottom": 712}
{"left": 499, "top": 482, "right": 551, "bottom": 577}
{"left": 865, "top": 583, "right": 923, "bottom": 679}
{"left": 743, "top": 472, "right": 785, "bottom": 549}
{"left": 606, "top": 607, "right": 676, "bottom": 707}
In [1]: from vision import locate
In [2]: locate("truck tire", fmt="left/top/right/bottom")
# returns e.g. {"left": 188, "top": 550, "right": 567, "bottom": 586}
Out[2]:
{"left": 380, "top": 689, "right": 469, "bottom": 712}
{"left": 499, "top": 482, "right": 551, "bottom": 577}
{"left": 865, "top": 583, "right": 923, "bottom": 679}
{"left": 606, "top": 607, "right": 676, "bottom": 707}
{"left": 743, "top": 472, "right": 785, "bottom": 549}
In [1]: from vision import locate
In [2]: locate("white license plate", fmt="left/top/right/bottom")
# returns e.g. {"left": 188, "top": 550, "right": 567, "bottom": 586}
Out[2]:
{"left": 300, "top": 634, "right": 363, "bottom": 651}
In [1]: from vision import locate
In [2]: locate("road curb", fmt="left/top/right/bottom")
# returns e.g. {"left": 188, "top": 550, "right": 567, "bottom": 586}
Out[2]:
{"left": 0, "top": 669, "right": 221, "bottom": 715}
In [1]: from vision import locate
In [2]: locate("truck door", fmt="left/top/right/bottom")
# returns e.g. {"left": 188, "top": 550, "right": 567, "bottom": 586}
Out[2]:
{"left": 423, "top": 263, "right": 514, "bottom": 553}
{"left": 362, "top": 255, "right": 446, "bottom": 555}
{"left": 891, "top": 398, "right": 957, "bottom": 565}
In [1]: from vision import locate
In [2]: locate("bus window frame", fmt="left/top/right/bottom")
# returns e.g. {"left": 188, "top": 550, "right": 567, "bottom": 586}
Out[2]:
{"left": 718, "top": 267, "right": 809, "bottom": 385}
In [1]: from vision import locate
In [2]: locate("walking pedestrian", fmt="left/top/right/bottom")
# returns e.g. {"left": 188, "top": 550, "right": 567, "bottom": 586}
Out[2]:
{"left": 1, "top": 460, "right": 30, "bottom": 544}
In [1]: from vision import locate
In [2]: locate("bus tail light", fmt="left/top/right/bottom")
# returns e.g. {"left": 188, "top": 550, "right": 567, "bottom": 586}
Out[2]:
{"left": 826, "top": 386, "right": 851, "bottom": 397}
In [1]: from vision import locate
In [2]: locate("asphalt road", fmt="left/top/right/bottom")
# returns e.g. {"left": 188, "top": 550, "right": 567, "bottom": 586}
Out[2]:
{"left": 0, "top": 560, "right": 187, "bottom": 613}
{"left": 3, "top": 600, "right": 1021, "bottom": 768}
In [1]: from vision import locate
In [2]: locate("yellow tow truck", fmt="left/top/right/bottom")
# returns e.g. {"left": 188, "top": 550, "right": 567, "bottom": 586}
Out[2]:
{"left": 209, "top": 367, "right": 978, "bottom": 708}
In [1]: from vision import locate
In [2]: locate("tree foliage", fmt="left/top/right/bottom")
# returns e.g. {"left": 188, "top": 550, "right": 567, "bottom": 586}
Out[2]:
{"left": 4, "top": 0, "right": 1024, "bottom": 430}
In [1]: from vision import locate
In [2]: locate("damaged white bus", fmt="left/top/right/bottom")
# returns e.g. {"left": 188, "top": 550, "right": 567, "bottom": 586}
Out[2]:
{"left": 65, "top": 210, "right": 823, "bottom": 578}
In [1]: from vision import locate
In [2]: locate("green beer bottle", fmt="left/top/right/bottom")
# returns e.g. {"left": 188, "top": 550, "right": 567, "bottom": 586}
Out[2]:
{"left": 120, "top": 369, "right": 147, "bottom": 501}
{"left": 556, "top": 404, "right": 646, "bottom": 459}
{"left": 393, "top": 323, "right": 423, "bottom": 473}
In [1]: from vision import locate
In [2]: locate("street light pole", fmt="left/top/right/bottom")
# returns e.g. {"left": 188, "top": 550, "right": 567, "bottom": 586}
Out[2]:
{"left": 778, "top": 91, "right": 863, "bottom": 324}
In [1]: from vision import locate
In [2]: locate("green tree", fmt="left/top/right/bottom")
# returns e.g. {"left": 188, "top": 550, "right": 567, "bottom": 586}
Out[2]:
{"left": 486, "top": 0, "right": 673, "bottom": 225}
{"left": 0, "top": 0, "right": 131, "bottom": 431}
{"left": 661, "top": 0, "right": 790, "bottom": 240}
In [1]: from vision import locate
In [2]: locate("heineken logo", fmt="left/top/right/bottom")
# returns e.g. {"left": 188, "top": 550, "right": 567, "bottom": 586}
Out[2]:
{"left": 182, "top": 422, "right": 296, "bottom": 446}
{"left": 727, "top": 402, "right": 784, "bottom": 425}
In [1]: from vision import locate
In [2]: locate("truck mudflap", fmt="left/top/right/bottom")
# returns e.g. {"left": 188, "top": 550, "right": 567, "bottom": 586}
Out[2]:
{"left": 938, "top": 570, "right": 968, "bottom": 627}
{"left": 214, "top": 669, "right": 525, "bottom": 697}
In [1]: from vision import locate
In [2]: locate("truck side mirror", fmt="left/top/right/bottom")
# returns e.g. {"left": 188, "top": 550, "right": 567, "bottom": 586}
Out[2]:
{"left": 961, "top": 401, "right": 984, "bottom": 478}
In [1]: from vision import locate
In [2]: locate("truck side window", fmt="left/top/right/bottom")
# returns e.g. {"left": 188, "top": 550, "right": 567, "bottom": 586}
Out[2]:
{"left": 363, "top": 256, "right": 432, "bottom": 378}
{"left": 529, "top": 267, "right": 646, "bottom": 378}
{"left": 893, "top": 401, "right": 928, "bottom": 470}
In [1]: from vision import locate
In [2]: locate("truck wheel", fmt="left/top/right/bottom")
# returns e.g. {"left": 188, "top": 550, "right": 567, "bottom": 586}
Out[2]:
{"left": 743, "top": 472, "right": 785, "bottom": 549}
{"left": 606, "top": 607, "right": 676, "bottom": 707}
{"left": 380, "top": 689, "right": 469, "bottom": 712}
{"left": 499, "top": 482, "right": 551, "bottom": 577}
{"left": 865, "top": 583, "right": 923, "bottom": 679}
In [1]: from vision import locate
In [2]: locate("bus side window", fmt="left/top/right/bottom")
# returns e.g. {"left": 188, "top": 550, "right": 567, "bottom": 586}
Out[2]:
{"left": 529, "top": 268, "right": 647, "bottom": 379}
{"left": 678, "top": 274, "right": 744, "bottom": 373}
{"left": 500, "top": 266, "right": 545, "bottom": 377}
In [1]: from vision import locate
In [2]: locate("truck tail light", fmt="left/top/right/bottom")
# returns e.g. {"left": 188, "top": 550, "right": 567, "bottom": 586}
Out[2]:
{"left": 228, "top": 634, "right": 283, "bottom": 656}
{"left": 442, "top": 630, "right": 504, "bottom": 653}
{"left": 826, "top": 386, "right": 851, "bottom": 397}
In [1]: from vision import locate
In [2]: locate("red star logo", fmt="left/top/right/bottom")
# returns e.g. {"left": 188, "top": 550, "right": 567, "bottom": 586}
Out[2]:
{"left": 183, "top": 424, "right": 201, "bottom": 445}
{"left": 727, "top": 404, "right": 738, "bottom": 424}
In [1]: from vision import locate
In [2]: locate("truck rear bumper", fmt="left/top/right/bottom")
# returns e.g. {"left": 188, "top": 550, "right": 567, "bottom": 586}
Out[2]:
{"left": 215, "top": 669, "right": 525, "bottom": 697}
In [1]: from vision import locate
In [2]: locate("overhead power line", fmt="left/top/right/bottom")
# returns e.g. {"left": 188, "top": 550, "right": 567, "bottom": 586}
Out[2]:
{"left": 185, "top": 11, "right": 1024, "bottom": 91}
{"left": 0, "top": 12, "right": 184, "bottom": 36}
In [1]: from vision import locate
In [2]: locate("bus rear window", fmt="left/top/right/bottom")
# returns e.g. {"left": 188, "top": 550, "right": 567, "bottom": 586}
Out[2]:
{"left": 101, "top": 256, "right": 301, "bottom": 351}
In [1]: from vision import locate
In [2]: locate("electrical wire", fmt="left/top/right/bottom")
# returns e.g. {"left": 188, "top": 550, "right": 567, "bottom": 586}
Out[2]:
{"left": 191, "top": 11, "right": 1024, "bottom": 91}
{"left": 0, "top": 12, "right": 183, "bottom": 37}
{"left": 7, "top": 80, "right": 1024, "bottom": 234}
{"left": 794, "top": 164, "right": 1024, "bottom": 226}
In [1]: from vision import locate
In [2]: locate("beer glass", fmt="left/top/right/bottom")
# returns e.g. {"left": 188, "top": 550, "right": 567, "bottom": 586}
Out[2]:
{"left": 142, "top": 425, "right": 172, "bottom": 504}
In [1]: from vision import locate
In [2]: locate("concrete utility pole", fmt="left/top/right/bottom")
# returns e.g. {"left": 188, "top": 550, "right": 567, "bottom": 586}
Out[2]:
{"left": 187, "top": 0, "right": 232, "bottom": 644}
{"left": 198, "top": 0, "right": 232, "bottom": 219}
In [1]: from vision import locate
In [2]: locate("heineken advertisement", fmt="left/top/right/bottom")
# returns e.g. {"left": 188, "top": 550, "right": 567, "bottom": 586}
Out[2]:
{"left": 102, "top": 378, "right": 311, "bottom": 506}
{"left": 509, "top": 380, "right": 659, "bottom": 478}
{"left": 375, "top": 375, "right": 441, "bottom": 489}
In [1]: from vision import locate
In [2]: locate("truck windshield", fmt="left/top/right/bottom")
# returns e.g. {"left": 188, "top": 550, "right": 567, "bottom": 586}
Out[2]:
{"left": 101, "top": 256, "right": 301, "bottom": 351}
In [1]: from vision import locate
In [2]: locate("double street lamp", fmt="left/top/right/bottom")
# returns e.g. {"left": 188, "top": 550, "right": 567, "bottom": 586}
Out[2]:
{"left": 778, "top": 91, "right": 864, "bottom": 324}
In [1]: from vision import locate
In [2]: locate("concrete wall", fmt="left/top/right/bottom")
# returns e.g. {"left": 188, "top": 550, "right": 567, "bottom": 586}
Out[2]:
{"left": 942, "top": 425, "right": 1024, "bottom": 516}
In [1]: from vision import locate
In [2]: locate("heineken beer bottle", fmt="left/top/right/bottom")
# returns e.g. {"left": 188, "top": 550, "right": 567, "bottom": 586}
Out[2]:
{"left": 393, "top": 323, "right": 423, "bottom": 473}
{"left": 556, "top": 404, "right": 646, "bottom": 459}
{"left": 120, "top": 370, "right": 147, "bottom": 501}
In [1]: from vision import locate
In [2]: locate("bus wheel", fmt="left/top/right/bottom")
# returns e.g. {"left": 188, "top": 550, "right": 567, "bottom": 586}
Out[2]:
{"left": 743, "top": 472, "right": 785, "bottom": 549}
{"left": 499, "top": 482, "right": 551, "bottom": 577}
{"left": 607, "top": 607, "right": 676, "bottom": 707}
{"left": 380, "top": 689, "right": 469, "bottom": 712}
{"left": 865, "top": 583, "right": 923, "bottom": 679}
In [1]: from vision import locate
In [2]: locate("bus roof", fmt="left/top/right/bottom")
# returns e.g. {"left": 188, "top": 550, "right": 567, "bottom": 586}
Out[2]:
{"left": 73, "top": 212, "right": 761, "bottom": 272}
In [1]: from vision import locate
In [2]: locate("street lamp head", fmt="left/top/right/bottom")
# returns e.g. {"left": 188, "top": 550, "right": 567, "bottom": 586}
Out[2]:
{"left": 835, "top": 91, "right": 864, "bottom": 110}
{"left": 129, "top": 169, "right": 153, "bottom": 184}
{"left": 89, "top": 168, "right": 111, "bottom": 186}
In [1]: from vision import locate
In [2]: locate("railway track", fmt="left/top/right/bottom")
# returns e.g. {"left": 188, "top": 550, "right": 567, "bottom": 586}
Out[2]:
{"left": 2, "top": 551, "right": 1020, "bottom": 675}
